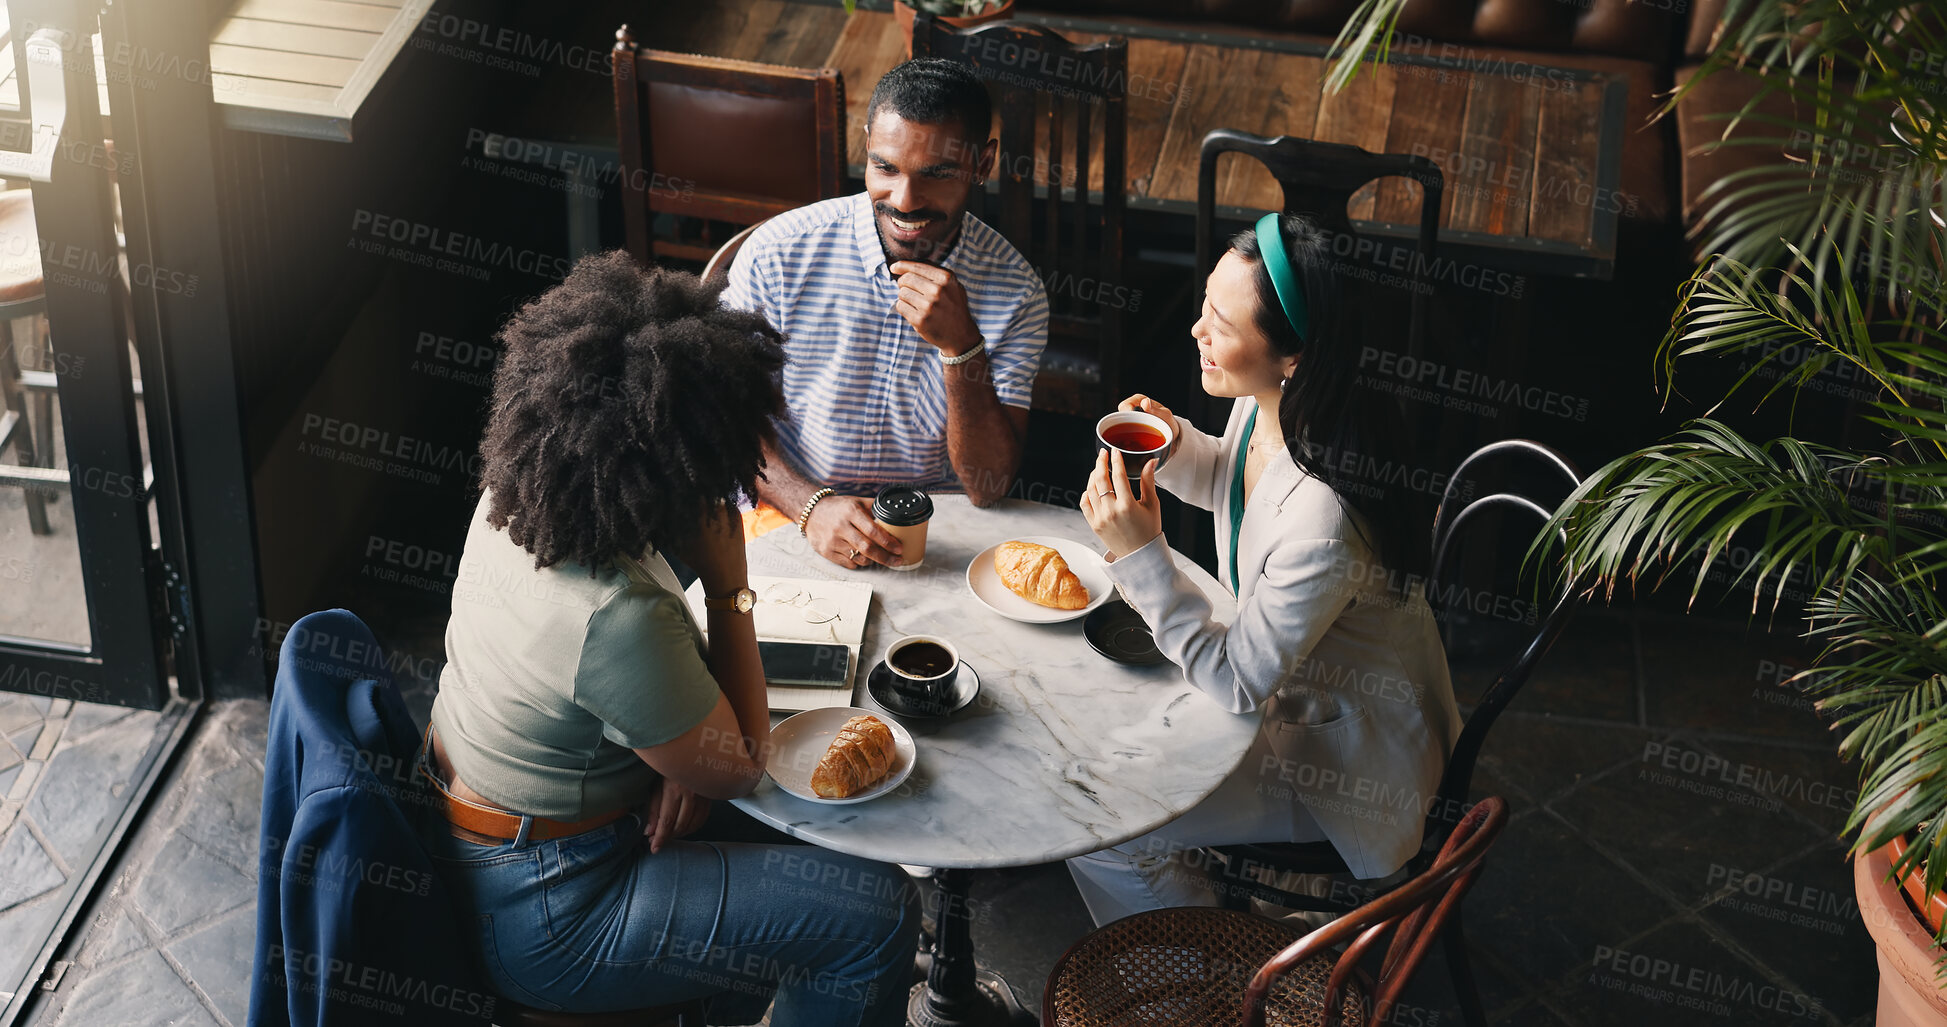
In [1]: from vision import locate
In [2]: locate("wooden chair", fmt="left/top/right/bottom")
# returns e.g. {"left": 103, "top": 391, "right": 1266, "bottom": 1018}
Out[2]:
{"left": 1208, "top": 440, "right": 1582, "bottom": 1027}
{"left": 910, "top": 14, "right": 1127, "bottom": 416}
{"left": 611, "top": 26, "right": 845, "bottom": 266}
{"left": 1196, "top": 128, "right": 1443, "bottom": 363}
{"left": 1045, "top": 796, "right": 1509, "bottom": 1027}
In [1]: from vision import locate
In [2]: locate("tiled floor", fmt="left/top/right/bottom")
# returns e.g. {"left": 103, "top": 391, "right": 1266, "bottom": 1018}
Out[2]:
{"left": 10, "top": 603, "right": 1879, "bottom": 1027}
{"left": 0, "top": 693, "right": 183, "bottom": 1019}
{"left": 20, "top": 701, "right": 262, "bottom": 1027}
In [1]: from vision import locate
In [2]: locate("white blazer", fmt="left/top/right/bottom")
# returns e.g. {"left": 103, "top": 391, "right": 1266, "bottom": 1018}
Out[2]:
{"left": 1103, "top": 397, "right": 1462, "bottom": 879}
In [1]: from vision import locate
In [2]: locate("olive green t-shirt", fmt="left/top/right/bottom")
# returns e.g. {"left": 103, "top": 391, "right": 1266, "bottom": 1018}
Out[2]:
{"left": 428, "top": 494, "right": 721, "bottom": 820}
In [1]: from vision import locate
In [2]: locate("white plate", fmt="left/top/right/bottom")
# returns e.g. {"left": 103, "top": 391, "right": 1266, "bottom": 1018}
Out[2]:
{"left": 765, "top": 707, "right": 916, "bottom": 805}
{"left": 965, "top": 535, "right": 1114, "bottom": 624}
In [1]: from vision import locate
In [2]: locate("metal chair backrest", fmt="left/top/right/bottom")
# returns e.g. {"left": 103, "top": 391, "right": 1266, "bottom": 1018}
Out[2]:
{"left": 1195, "top": 129, "right": 1442, "bottom": 361}
{"left": 1243, "top": 796, "right": 1509, "bottom": 1027}
{"left": 611, "top": 27, "right": 845, "bottom": 265}
{"left": 1420, "top": 441, "right": 1581, "bottom": 856}
{"left": 911, "top": 14, "right": 1128, "bottom": 408}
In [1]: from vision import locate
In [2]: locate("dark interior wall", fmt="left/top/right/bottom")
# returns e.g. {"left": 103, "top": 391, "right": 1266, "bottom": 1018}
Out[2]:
{"left": 217, "top": 0, "right": 606, "bottom": 691}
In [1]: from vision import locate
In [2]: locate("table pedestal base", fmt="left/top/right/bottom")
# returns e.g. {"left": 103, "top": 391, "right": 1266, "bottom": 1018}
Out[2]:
{"left": 907, "top": 969, "right": 1033, "bottom": 1027}
{"left": 906, "top": 867, "right": 1037, "bottom": 1026}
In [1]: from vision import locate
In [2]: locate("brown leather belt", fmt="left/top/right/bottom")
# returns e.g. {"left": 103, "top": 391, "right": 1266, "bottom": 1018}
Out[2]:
{"left": 419, "top": 726, "right": 629, "bottom": 843}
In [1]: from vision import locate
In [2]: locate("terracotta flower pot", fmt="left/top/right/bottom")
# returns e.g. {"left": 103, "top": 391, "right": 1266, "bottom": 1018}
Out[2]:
{"left": 1855, "top": 838, "right": 1947, "bottom": 1026}
{"left": 1890, "top": 835, "right": 1947, "bottom": 934}
{"left": 895, "top": 0, "right": 1017, "bottom": 59}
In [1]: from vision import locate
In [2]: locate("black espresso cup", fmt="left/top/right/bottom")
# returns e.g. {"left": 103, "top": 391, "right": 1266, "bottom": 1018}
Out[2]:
{"left": 884, "top": 635, "right": 960, "bottom": 713}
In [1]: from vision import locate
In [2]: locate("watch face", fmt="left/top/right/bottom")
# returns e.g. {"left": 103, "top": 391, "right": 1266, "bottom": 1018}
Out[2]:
{"left": 735, "top": 588, "right": 755, "bottom": 614}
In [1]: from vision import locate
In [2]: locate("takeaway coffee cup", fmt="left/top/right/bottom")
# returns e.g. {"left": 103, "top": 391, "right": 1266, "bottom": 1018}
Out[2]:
{"left": 1094, "top": 410, "right": 1176, "bottom": 499}
{"left": 873, "top": 485, "right": 933, "bottom": 571}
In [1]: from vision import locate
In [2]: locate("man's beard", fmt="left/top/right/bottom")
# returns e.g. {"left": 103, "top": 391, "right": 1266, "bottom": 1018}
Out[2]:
{"left": 875, "top": 205, "right": 960, "bottom": 267}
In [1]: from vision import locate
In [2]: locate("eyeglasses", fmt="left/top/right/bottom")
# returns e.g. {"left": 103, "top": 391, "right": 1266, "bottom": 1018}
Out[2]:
{"left": 760, "top": 583, "right": 843, "bottom": 641}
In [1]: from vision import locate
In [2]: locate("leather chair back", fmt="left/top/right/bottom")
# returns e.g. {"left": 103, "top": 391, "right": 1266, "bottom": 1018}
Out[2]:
{"left": 612, "top": 27, "right": 846, "bottom": 264}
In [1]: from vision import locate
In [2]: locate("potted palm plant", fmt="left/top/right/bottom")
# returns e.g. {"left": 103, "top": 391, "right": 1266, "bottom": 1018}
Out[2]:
{"left": 1317, "top": 0, "right": 1947, "bottom": 1015}
{"left": 840, "top": 0, "right": 1017, "bottom": 56}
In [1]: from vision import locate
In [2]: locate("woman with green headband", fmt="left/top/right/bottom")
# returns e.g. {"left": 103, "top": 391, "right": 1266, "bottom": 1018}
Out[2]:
{"left": 1069, "top": 212, "right": 1461, "bottom": 925}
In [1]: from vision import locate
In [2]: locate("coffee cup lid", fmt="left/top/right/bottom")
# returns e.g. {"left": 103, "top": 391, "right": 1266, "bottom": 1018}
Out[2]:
{"left": 873, "top": 485, "right": 933, "bottom": 526}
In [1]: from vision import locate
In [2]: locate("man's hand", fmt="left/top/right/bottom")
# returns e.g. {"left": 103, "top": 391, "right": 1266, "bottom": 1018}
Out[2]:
{"left": 642, "top": 778, "right": 711, "bottom": 854}
{"left": 890, "top": 261, "right": 981, "bottom": 356}
{"left": 805, "top": 495, "right": 905, "bottom": 569}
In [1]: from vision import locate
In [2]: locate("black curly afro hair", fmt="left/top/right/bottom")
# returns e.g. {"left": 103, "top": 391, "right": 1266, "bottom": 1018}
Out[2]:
{"left": 479, "top": 250, "right": 787, "bottom": 570}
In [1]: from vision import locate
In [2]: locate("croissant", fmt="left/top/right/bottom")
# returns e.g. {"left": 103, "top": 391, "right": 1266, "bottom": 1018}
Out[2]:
{"left": 994, "top": 541, "right": 1090, "bottom": 609}
{"left": 810, "top": 715, "right": 897, "bottom": 798}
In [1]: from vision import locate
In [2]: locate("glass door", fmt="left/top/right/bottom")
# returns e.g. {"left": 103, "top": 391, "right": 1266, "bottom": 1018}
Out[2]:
{"left": 0, "top": 0, "right": 171, "bottom": 710}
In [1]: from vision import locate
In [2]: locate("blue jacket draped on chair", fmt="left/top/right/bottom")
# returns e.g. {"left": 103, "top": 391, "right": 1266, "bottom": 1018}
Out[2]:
{"left": 247, "top": 608, "right": 494, "bottom": 1027}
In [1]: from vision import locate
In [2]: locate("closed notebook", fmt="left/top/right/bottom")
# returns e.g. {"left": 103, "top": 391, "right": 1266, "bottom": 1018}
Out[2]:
{"left": 683, "top": 576, "right": 873, "bottom": 712}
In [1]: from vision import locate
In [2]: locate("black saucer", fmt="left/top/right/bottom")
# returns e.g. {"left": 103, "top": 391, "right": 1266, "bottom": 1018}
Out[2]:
{"left": 868, "top": 660, "right": 981, "bottom": 719}
{"left": 1084, "top": 600, "right": 1168, "bottom": 665}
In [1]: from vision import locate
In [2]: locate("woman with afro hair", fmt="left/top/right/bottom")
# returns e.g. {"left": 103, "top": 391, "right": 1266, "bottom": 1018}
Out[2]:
{"left": 421, "top": 251, "right": 918, "bottom": 1025}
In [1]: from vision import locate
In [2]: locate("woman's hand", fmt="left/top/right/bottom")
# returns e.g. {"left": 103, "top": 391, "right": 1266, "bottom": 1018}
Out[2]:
{"left": 684, "top": 503, "right": 749, "bottom": 594}
{"left": 1081, "top": 448, "right": 1163, "bottom": 558}
{"left": 642, "top": 777, "right": 712, "bottom": 854}
{"left": 1119, "top": 393, "right": 1182, "bottom": 460}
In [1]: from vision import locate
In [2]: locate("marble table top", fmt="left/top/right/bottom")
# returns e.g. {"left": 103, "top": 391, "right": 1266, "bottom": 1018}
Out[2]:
{"left": 731, "top": 496, "right": 1261, "bottom": 869}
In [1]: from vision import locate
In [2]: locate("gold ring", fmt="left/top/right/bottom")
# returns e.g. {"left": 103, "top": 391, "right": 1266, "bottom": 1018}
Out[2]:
{"left": 848, "top": 548, "right": 860, "bottom": 560}
{"left": 1098, "top": 489, "right": 1114, "bottom": 497}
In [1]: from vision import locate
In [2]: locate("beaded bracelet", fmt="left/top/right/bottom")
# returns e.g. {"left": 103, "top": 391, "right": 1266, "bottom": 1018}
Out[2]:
{"left": 939, "top": 338, "right": 986, "bottom": 366}
{"left": 797, "top": 487, "right": 836, "bottom": 536}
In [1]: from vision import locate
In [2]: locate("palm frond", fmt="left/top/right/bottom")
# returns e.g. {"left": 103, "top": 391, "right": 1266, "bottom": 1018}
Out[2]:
{"left": 1802, "top": 579, "right": 1947, "bottom": 763}
{"left": 1537, "top": 422, "right": 1901, "bottom": 613}
{"left": 1322, "top": 0, "right": 1408, "bottom": 93}
{"left": 1509, "top": 0, "right": 1947, "bottom": 956}
{"left": 1660, "top": 0, "right": 1947, "bottom": 311}
{"left": 1658, "top": 247, "right": 1947, "bottom": 445}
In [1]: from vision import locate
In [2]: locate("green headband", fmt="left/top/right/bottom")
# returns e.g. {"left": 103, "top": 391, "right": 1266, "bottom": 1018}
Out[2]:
{"left": 1254, "top": 212, "right": 1309, "bottom": 342}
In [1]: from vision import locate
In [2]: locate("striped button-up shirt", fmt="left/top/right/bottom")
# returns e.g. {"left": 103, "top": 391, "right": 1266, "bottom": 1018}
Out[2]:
{"left": 722, "top": 192, "right": 1048, "bottom": 492}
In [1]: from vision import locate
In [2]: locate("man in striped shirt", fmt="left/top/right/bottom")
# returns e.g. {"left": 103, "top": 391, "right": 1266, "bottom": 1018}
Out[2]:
{"left": 722, "top": 59, "right": 1050, "bottom": 569}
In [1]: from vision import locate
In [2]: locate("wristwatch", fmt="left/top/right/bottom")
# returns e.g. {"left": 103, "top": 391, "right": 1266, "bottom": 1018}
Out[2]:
{"left": 704, "top": 586, "right": 757, "bottom": 614}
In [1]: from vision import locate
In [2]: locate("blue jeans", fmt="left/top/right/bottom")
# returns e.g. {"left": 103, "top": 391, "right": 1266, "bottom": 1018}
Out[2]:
{"left": 426, "top": 815, "right": 920, "bottom": 1027}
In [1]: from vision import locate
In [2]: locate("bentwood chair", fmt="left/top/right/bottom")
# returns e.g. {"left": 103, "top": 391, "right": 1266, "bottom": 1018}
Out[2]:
{"left": 1046, "top": 796, "right": 1509, "bottom": 1027}
{"left": 701, "top": 218, "right": 768, "bottom": 288}
{"left": 611, "top": 26, "right": 846, "bottom": 266}
{"left": 1209, "top": 440, "right": 1583, "bottom": 1027}
{"left": 911, "top": 15, "right": 1129, "bottom": 415}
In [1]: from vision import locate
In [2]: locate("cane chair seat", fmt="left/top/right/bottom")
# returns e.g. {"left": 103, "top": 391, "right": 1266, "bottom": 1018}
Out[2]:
{"left": 1045, "top": 907, "right": 1366, "bottom": 1027}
